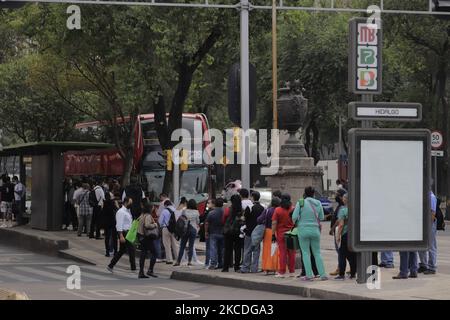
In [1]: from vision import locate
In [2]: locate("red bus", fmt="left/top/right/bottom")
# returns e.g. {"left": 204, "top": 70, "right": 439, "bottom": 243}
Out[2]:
{"left": 65, "top": 113, "right": 214, "bottom": 214}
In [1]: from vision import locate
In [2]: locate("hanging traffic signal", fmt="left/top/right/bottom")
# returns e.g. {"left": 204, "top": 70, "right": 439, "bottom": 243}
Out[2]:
{"left": 227, "top": 62, "right": 257, "bottom": 127}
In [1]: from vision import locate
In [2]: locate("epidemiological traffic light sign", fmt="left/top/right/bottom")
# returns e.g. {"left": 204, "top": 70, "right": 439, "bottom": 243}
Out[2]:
{"left": 348, "top": 18, "right": 382, "bottom": 94}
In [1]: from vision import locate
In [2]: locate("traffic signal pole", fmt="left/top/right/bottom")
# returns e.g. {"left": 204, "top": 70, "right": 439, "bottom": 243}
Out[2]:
{"left": 240, "top": 0, "right": 251, "bottom": 190}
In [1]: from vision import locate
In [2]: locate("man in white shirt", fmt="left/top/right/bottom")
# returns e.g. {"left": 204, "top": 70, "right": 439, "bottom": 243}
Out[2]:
{"left": 157, "top": 193, "right": 170, "bottom": 217}
{"left": 107, "top": 197, "right": 136, "bottom": 272}
{"left": 159, "top": 200, "right": 179, "bottom": 264}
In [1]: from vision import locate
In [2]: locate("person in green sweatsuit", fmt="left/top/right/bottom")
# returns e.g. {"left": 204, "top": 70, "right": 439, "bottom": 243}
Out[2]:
{"left": 292, "top": 186, "right": 327, "bottom": 281}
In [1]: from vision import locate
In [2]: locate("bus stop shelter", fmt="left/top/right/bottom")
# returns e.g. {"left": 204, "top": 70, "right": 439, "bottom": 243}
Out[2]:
{"left": 0, "top": 141, "right": 114, "bottom": 231}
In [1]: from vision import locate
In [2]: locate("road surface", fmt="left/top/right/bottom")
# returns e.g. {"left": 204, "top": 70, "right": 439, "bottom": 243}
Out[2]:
{"left": 0, "top": 244, "right": 310, "bottom": 300}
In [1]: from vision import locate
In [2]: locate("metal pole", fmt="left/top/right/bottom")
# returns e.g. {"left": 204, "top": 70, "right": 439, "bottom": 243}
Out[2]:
{"left": 356, "top": 94, "right": 373, "bottom": 284}
{"left": 173, "top": 149, "right": 180, "bottom": 206}
{"left": 240, "top": 0, "right": 251, "bottom": 190}
{"left": 272, "top": 0, "right": 278, "bottom": 130}
{"left": 338, "top": 115, "right": 342, "bottom": 157}
{"left": 434, "top": 156, "right": 437, "bottom": 195}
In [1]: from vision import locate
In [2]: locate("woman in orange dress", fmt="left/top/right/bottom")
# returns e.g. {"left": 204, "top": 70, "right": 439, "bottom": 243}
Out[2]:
{"left": 259, "top": 197, "right": 281, "bottom": 275}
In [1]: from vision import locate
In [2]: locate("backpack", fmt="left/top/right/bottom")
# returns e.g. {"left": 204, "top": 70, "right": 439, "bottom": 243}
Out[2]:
{"left": 436, "top": 207, "right": 445, "bottom": 231}
{"left": 88, "top": 189, "right": 98, "bottom": 208}
{"left": 223, "top": 209, "right": 243, "bottom": 237}
{"left": 174, "top": 212, "right": 190, "bottom": 240}
{"left": 166, "top": 207, "right": 177, "bottom": 234}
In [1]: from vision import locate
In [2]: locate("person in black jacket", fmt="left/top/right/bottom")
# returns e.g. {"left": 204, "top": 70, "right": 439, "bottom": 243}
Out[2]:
{"left": 122, "top": 176, "right": 145, "bottom": 219}
{"left": 239, "top": 191, "right": 265, "bottom": 273}
{"left": 103, "top": 191, "right": 120, "bottom": 257}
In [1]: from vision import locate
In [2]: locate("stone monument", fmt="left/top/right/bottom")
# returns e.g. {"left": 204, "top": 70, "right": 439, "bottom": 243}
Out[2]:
{"left": 265, "top": 81, "right": 323, "bottom": 201}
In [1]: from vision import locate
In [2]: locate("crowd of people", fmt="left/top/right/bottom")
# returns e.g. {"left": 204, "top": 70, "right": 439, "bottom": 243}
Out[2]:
{"left": 61, "top": 175, "right": 442, "bottom": 282}
{"left": 0, "top": 175, "right": 26, "bottom": 228}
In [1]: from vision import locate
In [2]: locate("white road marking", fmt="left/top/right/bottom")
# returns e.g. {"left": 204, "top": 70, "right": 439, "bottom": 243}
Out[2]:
{"left": 0, "top": 268, "right": 42, "bottom": 282}
{"left": 46, "top": 266, "right": 118, "bottom": 281}
{"left": 15, "top": 267, "right": 67, "bottom": 281}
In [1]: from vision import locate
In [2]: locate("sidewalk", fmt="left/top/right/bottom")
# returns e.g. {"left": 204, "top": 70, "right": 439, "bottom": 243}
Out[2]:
{"left": 1, "top": 225, "right": 450, "bottom": 300}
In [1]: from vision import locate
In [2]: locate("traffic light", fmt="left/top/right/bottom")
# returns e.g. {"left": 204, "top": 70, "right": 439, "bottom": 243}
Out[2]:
{"left": 166, "top": 149, "right": 172, "bottom": 171}
{"left": 180, "top": 149, "right": 188, "bottom": 171}
{"left": 0, "top": 0, "right": 26, "bottom": 9}
{"left": 227, "top": 62, "right": 257, "bottom": 127}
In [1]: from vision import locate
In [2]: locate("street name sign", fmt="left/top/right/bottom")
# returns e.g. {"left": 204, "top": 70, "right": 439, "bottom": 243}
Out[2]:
{"left": 348, "top": 18, "right": 382, "bottom": 95}
{"left": 348, "top": 102, "right": 422, "bottom": 122}
{"left": 348, "top": 128, "right": 431, "bottom": 252}
{"left": 431, "top": 150, "right": 444, "bottom": 157}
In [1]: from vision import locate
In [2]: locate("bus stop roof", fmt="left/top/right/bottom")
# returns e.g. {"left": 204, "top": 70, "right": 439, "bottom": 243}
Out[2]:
{"left": 0, "top": 141, "right": 115, "bottom": 157}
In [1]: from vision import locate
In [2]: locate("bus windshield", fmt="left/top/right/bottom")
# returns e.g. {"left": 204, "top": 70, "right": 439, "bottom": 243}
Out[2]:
{"left": 144, "top": 167, "right": 208, "bottom": 203}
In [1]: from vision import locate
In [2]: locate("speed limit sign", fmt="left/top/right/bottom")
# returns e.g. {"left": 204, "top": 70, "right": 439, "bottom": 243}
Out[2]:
{"left": 431, "top": 130, "right": 444, "bottom": 150}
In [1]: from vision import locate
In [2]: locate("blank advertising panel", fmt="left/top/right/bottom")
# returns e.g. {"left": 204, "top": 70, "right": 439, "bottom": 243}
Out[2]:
{"left": 348, "top": 128, "right": 431, "bottom": 252}
{"left": 360, "top": 140, "right": 423, "bottom": 241}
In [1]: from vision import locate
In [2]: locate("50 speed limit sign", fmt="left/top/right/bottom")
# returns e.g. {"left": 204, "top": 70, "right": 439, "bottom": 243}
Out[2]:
{"left": 431, "top": 131, "right": 444, "bottom": 150}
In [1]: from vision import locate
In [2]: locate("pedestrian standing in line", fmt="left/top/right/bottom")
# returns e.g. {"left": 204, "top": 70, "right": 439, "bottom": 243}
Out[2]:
{"left": 157, "top": 193, "right": 170, "bottom": 218}
{"left": 206, "top": 197, "right": 225, "bottom": 270}
{"left": 76, "top": 183, "right": 93, "bottom": 237}
{"left": 272, "top": 193, "right": 296, "bottom": 278}
{"left": 333, "top": 193, "right": 356, "bottom": 280}
{"left": 329, "top": 189, "right": 347, "bottom": 276}
{"left": 62, "top": 178, "right": 74, "bottom": 230}
{"left": 222, "top": 194, "right": 245, "bottom": 272}
{"left": 259, "top": 196, "right": 280, "bottom": 275}
{"left": 90, "top": 180, "right": 105, "bottom": 239}
{"left": 202, "top": 198, "right": 215, "bottom": 268}
{"left": 292, "top": 187, "right": 328, "bottom": 281}
{"left": 122, "top": 176, "right": 145, "bottom": 219}
{"left": 72, "top": 181, "right": 83, "bottom": 232}
{"left": 12, "top": 176, "right": 25, "bottom": 226}
{"left": 239, "top": 191, "right": 265, "bottom": 273}
{"left": 393, "top": 251, "right": 418, "bottom": 280}
{"left": 137, "top": 201, "right": 159, "bottom": 278}
{"left": 103, "top": 190, "right": 119, "bottom": 257}
{"left": 174, "top": 199, "right": 200, "bottom": 266}
{"left": 107, "top": 197, "right": 136, "bottom": 272}
{"left": 175, "top": 197, "right": 188, "bottom": 220}
{"left": 418, "top": 189, "right": 438, "bottom": 275}
{"left": 159, "top": 200, "right": 179, "bottom": 265}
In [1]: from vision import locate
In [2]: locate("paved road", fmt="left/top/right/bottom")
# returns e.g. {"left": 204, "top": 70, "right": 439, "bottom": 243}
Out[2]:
{"left": 0, "top": 244, "right": 310, "bottom": 300}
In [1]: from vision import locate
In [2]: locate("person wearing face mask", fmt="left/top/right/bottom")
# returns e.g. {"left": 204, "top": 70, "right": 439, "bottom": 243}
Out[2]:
{"left": 107, "top": 197, "right": 136, "bottom": 273}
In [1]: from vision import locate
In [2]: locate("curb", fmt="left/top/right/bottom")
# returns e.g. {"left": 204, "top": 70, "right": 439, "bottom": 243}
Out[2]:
{"left": 58, "top": 250, "right": 97, "bottom": 266}
{"left": 170, "top": 271, "right": 379, "bottom": 300}
{"left": 0, "top": 228, "right": 68, "bottom": 257}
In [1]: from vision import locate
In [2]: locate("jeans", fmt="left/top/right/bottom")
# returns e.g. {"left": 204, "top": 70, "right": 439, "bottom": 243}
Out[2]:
{"left": 399, "top": 251, "right": 418, "bottom": 277}
{"left": 381, "top": 251, "right": 394, "bottom": 266}
{"left": 90, "top": 206, "right": 102, "bottom": 238}
{"left": 419, "top": 220, "right": 437, "bottom": 271}
{"left": 297, "top": 226, "right": 326, "bottom": 278}
{"left": 139, "top": 237, "right": 157, "bottom": 274}
{"left": 205, "top": 237, "right": 210, "bottom": 266}
{"left": 241, "top": 235, "right": 261, "bottom": 273}
{"left": 209, "top": 233, "right": 224, "bottom": 268}
{"left": 77, "top": 214, "right": 92, "bottom": 236}
{"left": 177, "top": 226, "right": 197, "bottom": 263}
{"left": 338, "top": 233, "right": 356, "bottom": 277}
{"left": 108, "top": 231, "right": 136, "bottom": 270}
{"left": 154, "top": 238, "right": 162, "bottom": 259}
{"left": 104, "top": 226, "right": 118, "bottom": 255}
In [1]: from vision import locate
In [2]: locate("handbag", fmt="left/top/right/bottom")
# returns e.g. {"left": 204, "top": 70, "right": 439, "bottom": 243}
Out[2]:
{"left": 284, "top": 228, "right": 300, "bottom": 251}
{"left": 251, "top": 224, "right": 265, "bottom": 246}
{"left": 125, "top": 220, "right": 139, "bottom": 244}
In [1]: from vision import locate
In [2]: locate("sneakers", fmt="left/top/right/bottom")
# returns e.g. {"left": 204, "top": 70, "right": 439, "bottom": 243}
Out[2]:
{"left": 288, "top": 273, "right": 296, "bottom": 277}
{"left": 173, "top": 262, "right": 180, "bottom": 267}
{"left": 138, "top": 273, "right": 149, "bottom": 279}
{"left": 299, "top": 276, "right": 314, "bottom": 281}
{"left": 106, "top": 266, "right": 114, "bottom": 273}
{"left": 334, "top": 275, "right": 346, "bottom": 281}
{"left": 417, "top": 266, "right": 427, "bottom": 273}
{"left": 274, "top": 273, "right": 286, "bottom": 278}
{"left": 320, "top": 276, "right": 329, "bottom": 281}
{"left": 146, "top": 271, "right": 158, "bottom": 278}
{"left": 423, "top": 269, "right": 436, "bottom": 275}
